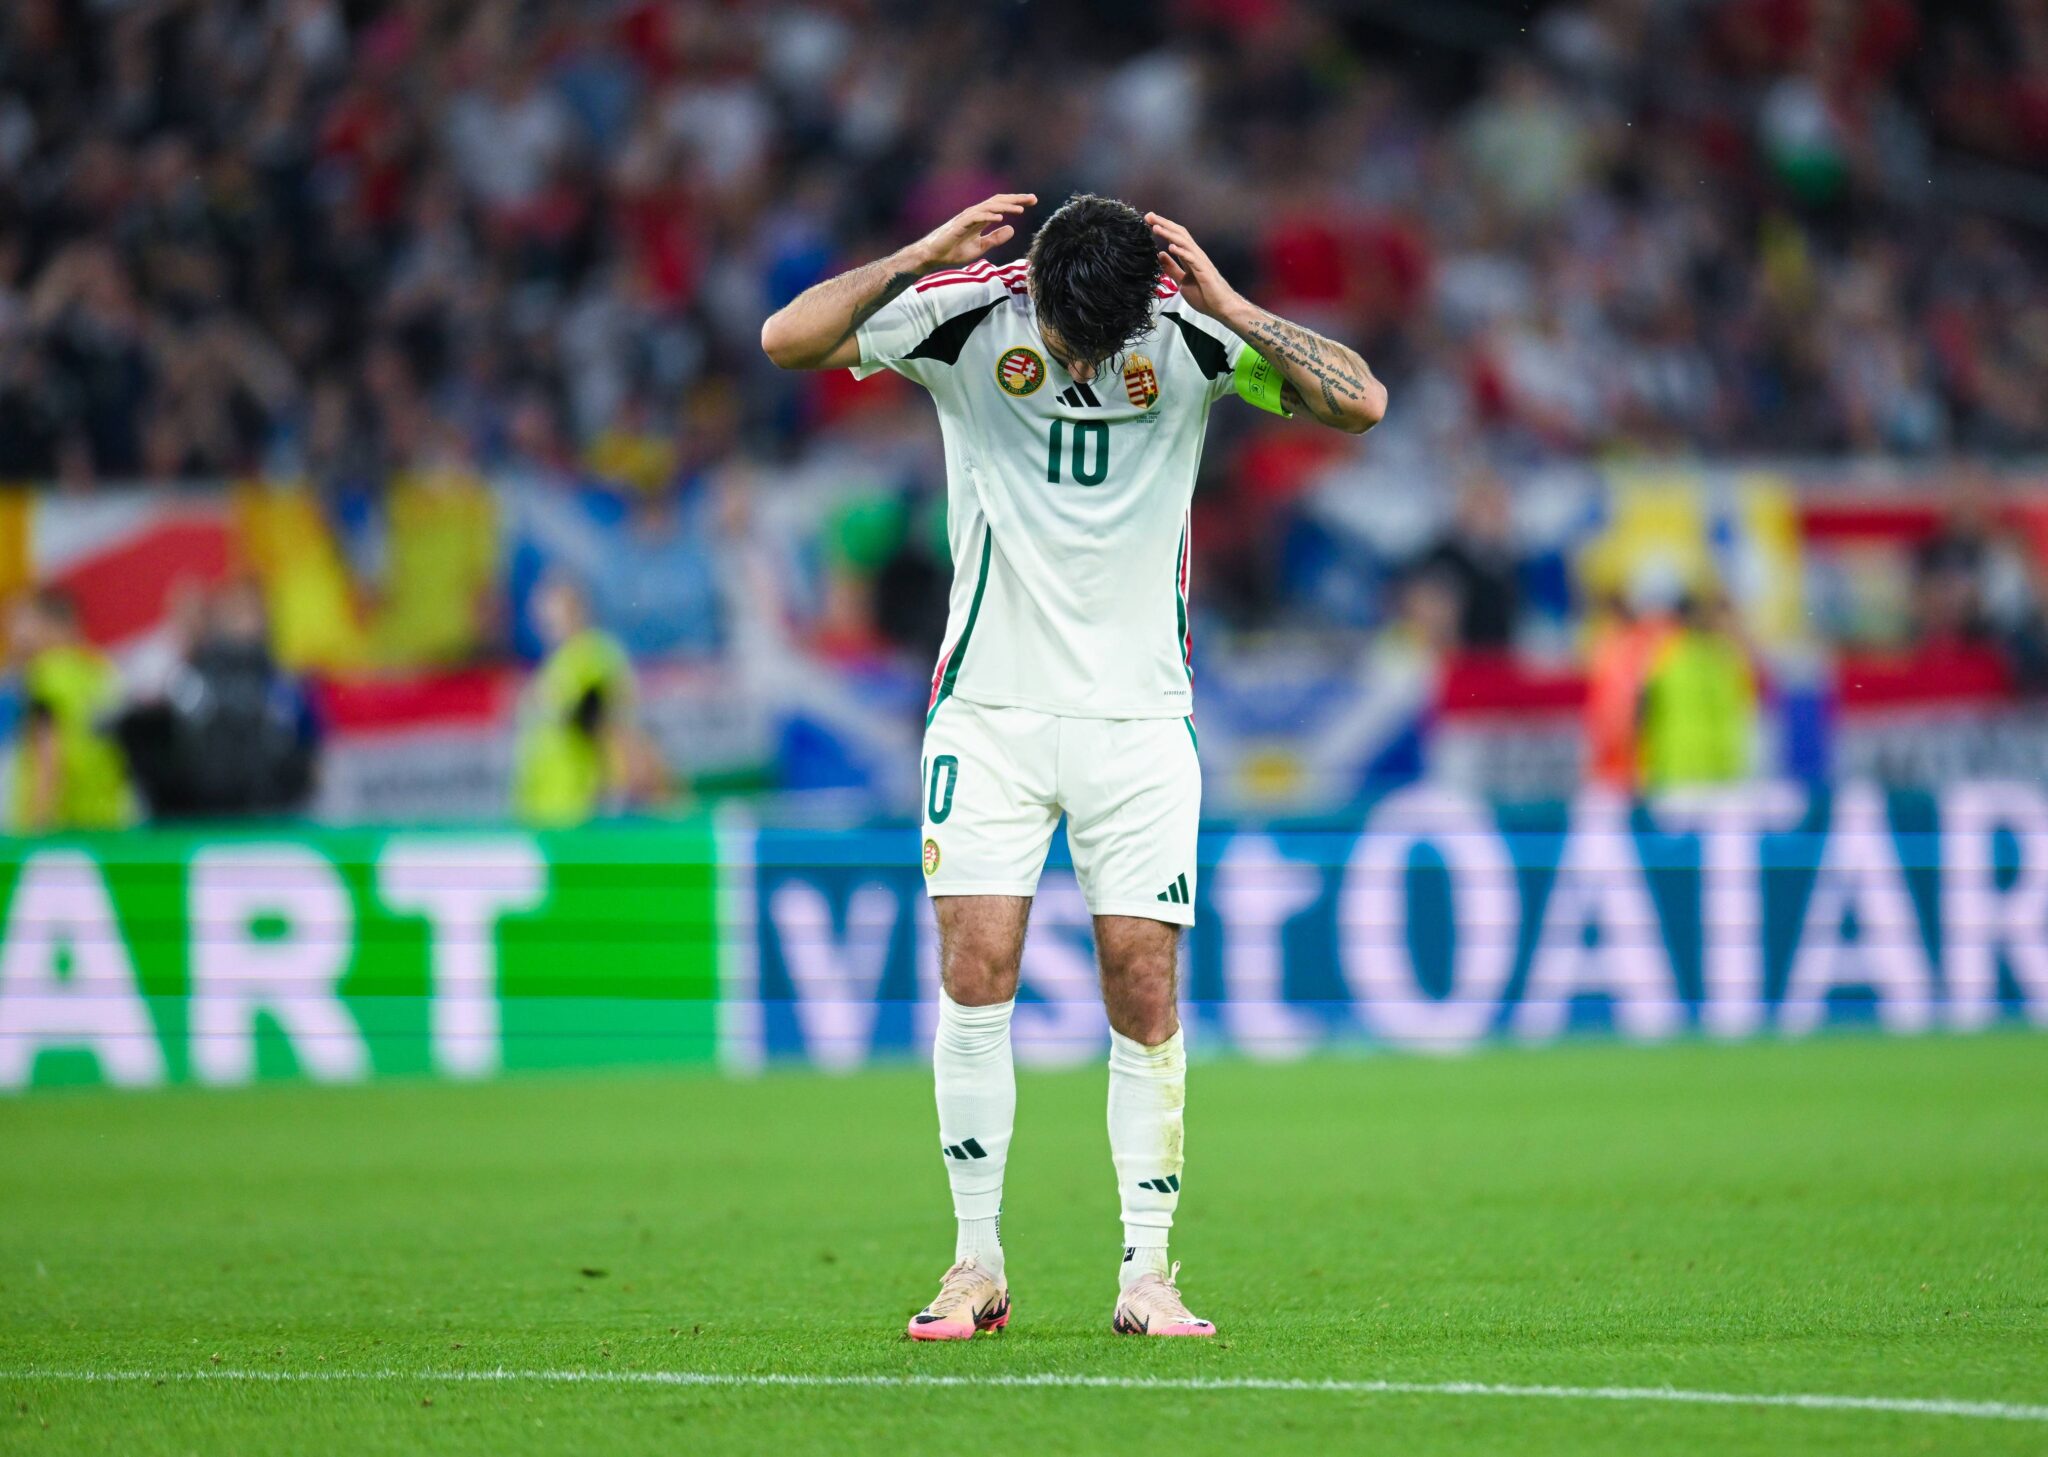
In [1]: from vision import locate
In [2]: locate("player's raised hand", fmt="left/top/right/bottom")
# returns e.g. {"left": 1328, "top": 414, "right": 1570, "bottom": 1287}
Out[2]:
{"left": 915, "top": 194, "right": 1037, "bottom": 270}
{"left": 761, "top": 192, "right": 1035, "bottom": 370}
{"left": 1146, "top": 212, "right": 1242, "bottom": 321}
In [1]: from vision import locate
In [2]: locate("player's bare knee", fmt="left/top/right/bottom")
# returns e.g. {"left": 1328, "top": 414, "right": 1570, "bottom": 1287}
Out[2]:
{"left": 1097, "top": 926, "right": 1180, "bottom": 1044}
{"left": 940, "top": 932, "right": 1021, "bottom": 1004}
{"left": 1103, "top": 968, "right": 1177, "bottom": 1044}
{"left": 943, "top": 950, "right": 1018, "bottom": 1006}
{"left": 936, "top": 896, "right": 1028, "bottom": 1005}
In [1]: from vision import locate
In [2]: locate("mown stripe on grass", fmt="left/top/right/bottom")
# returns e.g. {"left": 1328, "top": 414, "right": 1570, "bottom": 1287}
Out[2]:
{"left": 3, "top": 1371, "right": 2044, "bottom": 1424}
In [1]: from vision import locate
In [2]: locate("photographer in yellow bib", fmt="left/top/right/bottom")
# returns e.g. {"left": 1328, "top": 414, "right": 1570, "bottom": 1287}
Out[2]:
{"left": 8, "top": 589, "right": 132, "bottom": 832}
{"left": 513, "top": 577, "right": 669, "bottom": 825}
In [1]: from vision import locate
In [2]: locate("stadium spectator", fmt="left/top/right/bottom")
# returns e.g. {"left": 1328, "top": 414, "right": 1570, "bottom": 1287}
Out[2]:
{"left": 513, "top": 575, "right": 666, "bottom": 825}
{"left": 1638, "top": 591, "right": 1760, "bottom": 791}
{"left": 1905, "top": 469, "right": 2048, "bottom": 699}
{"left": 6, "top": 588, "right": 130, "bottom": 831}
{"left": 116, "top": 578, "right": 322, "bottom": 820}
{"left": 1909, "top": 470, "right": 2038, "bottom": 653}
{"left": 1411, "top": 471, "right": 1520, "bottom": 651}
{"left": 1583, "top": 586, "right": 1678, "bottom": 794}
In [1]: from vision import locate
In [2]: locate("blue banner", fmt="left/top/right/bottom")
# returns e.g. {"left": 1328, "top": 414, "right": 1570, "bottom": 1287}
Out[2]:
{"left": 721, "top": 783, "right": 2048, "bottom": 1068}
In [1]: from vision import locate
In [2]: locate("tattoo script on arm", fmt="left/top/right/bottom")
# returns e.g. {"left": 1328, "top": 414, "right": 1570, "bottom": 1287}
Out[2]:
{"left": 1241, "top": 310, "right": 1377, "bottom": 423}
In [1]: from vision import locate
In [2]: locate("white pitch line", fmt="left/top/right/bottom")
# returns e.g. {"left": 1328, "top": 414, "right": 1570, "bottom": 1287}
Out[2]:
{"left": 2, "top": 1369, "right": 2045, "bottom": 1424}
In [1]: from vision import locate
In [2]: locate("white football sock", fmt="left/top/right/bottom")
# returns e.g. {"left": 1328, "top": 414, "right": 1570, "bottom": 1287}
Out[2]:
{"left": 933, "top": 991, "right": 1015, "bottom": 1279}
{"left": 1108, "top": 1025, "right": 1185, "bottom": 1289}
{"left": 956, "top": 1215, "right": 1003, "bottom": 1270}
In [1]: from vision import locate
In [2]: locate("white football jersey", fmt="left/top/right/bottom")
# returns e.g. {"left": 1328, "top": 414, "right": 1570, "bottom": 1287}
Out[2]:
{"left": 854, "top": 258, "right": 1247, "bottom": 721}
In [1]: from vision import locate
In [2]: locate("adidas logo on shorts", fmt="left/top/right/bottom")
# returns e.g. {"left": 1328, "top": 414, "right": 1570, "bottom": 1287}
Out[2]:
{"left": 1155, "top": 873, "right": 1190, "bottom": 905}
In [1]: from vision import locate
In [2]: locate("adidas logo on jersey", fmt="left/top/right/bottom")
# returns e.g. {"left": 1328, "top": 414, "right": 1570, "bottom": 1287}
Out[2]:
{"left": 1156, "top": 873, "right": 1191, "bottom": 905}
{"left": 1056, "top": 382, "right": 1102, "bottom": 409}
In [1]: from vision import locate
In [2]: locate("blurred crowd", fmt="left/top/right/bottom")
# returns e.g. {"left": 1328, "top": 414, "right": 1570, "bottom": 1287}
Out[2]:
{"left": 2, "top": 0, "right": 2048, "bottom": 823}
{"left": 0, "top": 3, "right": 2043, "bottom": 618}
{"left": 2, "top": 0, "right": 2044, "bottom": 481}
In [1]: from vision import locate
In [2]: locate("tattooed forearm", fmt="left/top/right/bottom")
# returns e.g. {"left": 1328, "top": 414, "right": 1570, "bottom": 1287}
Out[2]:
{"left": 1238, "top": 309, "right": 1382, "bottom": 430}
{"left": 1151, "top": 206, "right": 1385, "bottom": 430}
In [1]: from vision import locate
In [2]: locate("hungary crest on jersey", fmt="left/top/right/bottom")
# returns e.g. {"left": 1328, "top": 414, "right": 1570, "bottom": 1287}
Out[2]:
{"left": 1123, "top": 354, "right": 1159, "bottom": 409}
{"left": 996, "top": 346, "right": 1046, "bottom": 396}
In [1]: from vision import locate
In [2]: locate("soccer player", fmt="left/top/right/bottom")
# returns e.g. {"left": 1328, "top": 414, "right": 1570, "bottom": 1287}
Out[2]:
{"left": 761, "top": 193, "right": 1384, "bottom": 1339}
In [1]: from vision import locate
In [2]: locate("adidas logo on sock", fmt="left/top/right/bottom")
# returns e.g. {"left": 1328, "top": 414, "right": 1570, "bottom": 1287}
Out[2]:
{"left": 1136, "top": 1174, "right": 1181, "bottom": 1193}
{"left": 942, "top": 1138, "right": 989, "bottom": 1161}
{"left": 1155, "top": 873, "right": 1190, "bottom": 905}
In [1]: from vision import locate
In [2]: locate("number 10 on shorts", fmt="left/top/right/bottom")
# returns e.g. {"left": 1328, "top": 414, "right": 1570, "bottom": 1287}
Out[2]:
{"left": 925, "top": 754, "right": 959, "bottom": 823}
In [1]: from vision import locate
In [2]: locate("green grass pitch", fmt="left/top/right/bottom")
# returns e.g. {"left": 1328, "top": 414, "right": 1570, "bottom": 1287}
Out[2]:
{"left": 3, "top": 1033, "right": 2044, "bottom": 1454}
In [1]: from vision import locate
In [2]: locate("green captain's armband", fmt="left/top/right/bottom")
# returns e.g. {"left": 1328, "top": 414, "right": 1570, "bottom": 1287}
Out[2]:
{"left": 1233, "top": 347, "right": 1293, "bottom": 417}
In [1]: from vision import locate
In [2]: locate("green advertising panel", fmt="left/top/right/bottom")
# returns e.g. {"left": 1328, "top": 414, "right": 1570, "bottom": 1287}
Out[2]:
{"left": 0, "top": 821, "right": 723, "bottom": 1090}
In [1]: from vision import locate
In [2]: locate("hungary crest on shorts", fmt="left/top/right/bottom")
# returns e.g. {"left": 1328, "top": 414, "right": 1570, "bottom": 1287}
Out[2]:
{"left": 1123, "top": 353, "right": 1159, "bottom": 409}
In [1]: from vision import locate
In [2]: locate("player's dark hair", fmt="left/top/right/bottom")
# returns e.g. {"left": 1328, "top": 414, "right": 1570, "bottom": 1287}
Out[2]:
{"left": 1027, "top": 194, "right": 1161, "bottom": 373}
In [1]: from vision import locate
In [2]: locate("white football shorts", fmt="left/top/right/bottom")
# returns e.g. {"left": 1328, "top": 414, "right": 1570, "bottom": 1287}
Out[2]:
{"left": 918, "top": 697, "right": 1202, "bottom": 924}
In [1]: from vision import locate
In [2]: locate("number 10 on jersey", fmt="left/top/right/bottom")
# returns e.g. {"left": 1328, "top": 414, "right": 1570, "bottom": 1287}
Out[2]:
{"left": 1046, "top": 420, "right": 1109, "bottom": 486}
